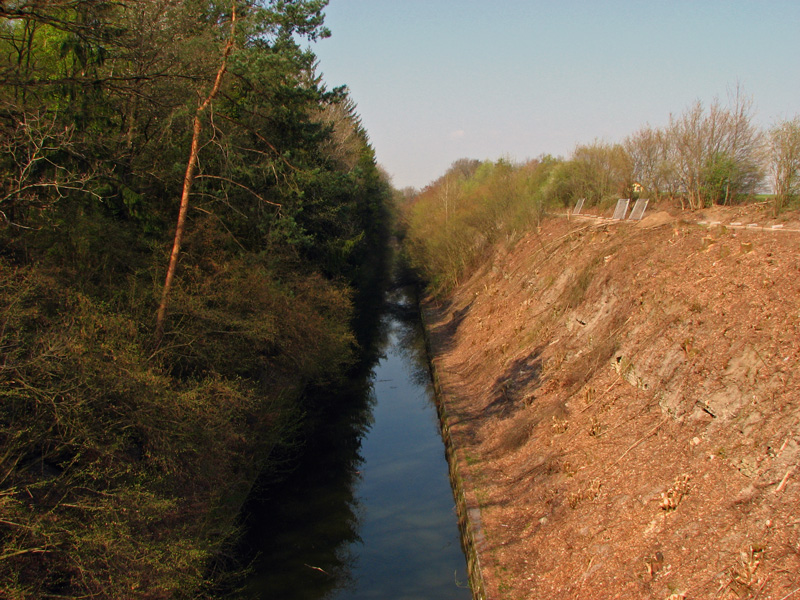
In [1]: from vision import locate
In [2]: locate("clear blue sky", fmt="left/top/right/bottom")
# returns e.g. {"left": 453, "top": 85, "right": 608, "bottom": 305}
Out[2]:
{"left": 310, "top": 0, "right": 800, "bottom": 190}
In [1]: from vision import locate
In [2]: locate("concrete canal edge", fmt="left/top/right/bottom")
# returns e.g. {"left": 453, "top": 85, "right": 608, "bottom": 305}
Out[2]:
{"left": 419, "top": 304, "right": 490, "bottom": 600}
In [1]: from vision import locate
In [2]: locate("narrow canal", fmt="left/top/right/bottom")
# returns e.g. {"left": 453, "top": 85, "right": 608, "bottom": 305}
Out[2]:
{"left": 235, "top": 286, "right": 472, "bottom": 599}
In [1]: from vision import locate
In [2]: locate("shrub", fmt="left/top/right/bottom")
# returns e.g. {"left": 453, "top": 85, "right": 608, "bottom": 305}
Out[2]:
{"left": 402, "top": 158, "right": 559, "bottom": 296}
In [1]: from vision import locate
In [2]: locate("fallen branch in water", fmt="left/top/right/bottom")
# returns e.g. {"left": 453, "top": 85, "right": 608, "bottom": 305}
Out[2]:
{"left": 304, "top": 564, "right": 330, "bottom": 575}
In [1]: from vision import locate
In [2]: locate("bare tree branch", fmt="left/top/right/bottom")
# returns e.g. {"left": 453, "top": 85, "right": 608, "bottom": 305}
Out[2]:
{"left": 194, "top": 174, "right": 282, "bottom": 207}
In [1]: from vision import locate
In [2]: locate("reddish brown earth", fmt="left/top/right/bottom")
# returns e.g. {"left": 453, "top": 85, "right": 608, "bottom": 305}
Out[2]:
{"left": 425, "top": 203, "right": 800, "bottom": 600}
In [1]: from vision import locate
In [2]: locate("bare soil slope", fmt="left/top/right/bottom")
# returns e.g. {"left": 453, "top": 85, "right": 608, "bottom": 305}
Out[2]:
{"left": 425, "top": 204, "right": 800, "bottom": 600}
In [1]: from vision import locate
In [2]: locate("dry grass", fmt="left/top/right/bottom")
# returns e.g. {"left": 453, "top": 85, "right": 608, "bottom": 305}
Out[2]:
{"left": 424, "top": 204, "right": 800, "bottom": 600}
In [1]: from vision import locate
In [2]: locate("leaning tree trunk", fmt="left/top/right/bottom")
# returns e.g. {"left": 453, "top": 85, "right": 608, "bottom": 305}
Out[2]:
{"left": 155, "top": 7, "right": 236, "bottom": 342}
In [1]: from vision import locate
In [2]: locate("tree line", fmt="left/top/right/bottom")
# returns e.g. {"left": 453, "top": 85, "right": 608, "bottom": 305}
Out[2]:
{"left": 0, "top": 1, "right": 392, "bottom": 597}
{"left": 401, "top": 92, "right": 800, "bottom": 297}
{"left": 549, "top": 90, "right": 800, "bottom": 212}
{"left": 401, "top": 157, "right": 555, "bottom": 296}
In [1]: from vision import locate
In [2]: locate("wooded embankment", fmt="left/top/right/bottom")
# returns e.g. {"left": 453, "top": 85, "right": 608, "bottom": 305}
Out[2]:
{"left": 0, "top": 3, "right": 392, "bottom": 597}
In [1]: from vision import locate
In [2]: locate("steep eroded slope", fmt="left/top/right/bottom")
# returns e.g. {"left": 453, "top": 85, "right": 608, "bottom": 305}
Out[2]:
{"left": 427, "top": 207, "right": 800, "bottom": 599}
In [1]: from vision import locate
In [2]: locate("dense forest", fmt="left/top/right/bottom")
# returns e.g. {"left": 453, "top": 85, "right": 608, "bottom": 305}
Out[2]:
{"left": 0, "top": 1, "right": 392, "bottom": 597}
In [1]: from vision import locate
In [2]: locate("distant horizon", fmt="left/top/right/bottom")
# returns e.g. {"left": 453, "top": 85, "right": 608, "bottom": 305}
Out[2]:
{"left": 311, "top": 0, "right": 800, "bottom": 190}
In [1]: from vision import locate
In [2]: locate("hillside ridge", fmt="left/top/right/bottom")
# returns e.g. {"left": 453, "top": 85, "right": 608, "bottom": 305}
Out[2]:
{"left": 425, "top": 204, "right": 800, "bottom": 600}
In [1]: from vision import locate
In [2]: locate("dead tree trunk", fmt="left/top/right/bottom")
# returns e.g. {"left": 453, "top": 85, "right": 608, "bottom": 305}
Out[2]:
{"left": 155, "top": 7, "right": 236, "bottom": 342}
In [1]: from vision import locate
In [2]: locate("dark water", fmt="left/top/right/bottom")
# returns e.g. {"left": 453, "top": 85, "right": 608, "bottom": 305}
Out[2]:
{"left": 236, "top": 288, "right": 471, "bottom": 600}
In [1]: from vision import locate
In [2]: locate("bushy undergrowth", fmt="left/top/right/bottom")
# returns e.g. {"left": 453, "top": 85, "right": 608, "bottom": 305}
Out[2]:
{"left": 0, "top": 2, "right": 393, "bottom": 595}
{"left": 0, "top": 243, "right": 355, "bottom": 598}
{"left": 402, "top": 158, "right": 558, "bottom": 296}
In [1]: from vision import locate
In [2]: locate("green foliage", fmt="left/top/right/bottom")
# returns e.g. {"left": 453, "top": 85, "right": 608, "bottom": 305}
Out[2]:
{"left": 0, "top": 0, "right": 393, "bottom": 597}
{"left": 626, "top": 93, "right": 764, "bottom": 210}
{"left": 165, "top": 232, "right": 357, "bottom": 383}
{"left": 402, "top": 157, "right": 558, "bottom": 296}
{"left": 539, "top": 141, "right": 632, "bottom": 208}
{"left": 0, "top": 260, "right": 265, "bottom": 597}
{"left": 768, "top": 116, "right": 800, "bottom": 213}
{"left": 701, "top": 151, "right": 740, "bottom": 205}
{"left": 0, "top": 235, "right": 362, "bottom": 597}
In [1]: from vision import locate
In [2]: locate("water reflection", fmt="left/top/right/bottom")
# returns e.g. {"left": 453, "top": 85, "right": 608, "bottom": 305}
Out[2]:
{"left": 234, "top": 374, "right": 374, "bottom": 599}
{"left": 389, "top": 291, "right": 437, "bottom": 389}
{"left": 235, "top": 286, "right": 470, "bottom": 600}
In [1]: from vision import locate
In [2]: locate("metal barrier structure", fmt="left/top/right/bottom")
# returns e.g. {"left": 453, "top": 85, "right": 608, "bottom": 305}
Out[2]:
{"left": 612, "top": 198, "right": 630, "bottom": 220}
{"left": 628, "top": 198, "right": 649, "bottom": 221}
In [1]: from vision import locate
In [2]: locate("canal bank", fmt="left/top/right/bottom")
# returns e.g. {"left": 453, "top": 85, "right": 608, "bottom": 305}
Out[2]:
{"left": 420, "top": 304, "right": 489, "bottom": 600}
